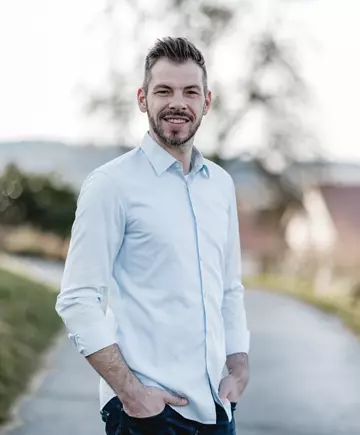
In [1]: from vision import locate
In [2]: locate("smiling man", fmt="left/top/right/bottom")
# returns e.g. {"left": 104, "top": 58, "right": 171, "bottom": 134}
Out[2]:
{"left": 56, "top": 37, "right": 250, "bottom": 435}
{"left": 143, "top": 58, "right": 205, "bottom": 147}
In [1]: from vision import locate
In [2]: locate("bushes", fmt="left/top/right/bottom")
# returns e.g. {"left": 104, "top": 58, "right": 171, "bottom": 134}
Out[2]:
{"left": 1, "top": 226, "right": 69, "bottom": 261}
{"left": 0, "top": 164, "right": 77, "bottom": 238}
{"left": 0, "top": 268, "right": 62, "bottom": 423}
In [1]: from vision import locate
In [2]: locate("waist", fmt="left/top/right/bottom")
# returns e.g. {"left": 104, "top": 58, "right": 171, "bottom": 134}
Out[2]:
{"left": 100, "top": 395, "right": 233, "bottom": 427}
{"left": 99, "top": 371, "right": 228, "bottom": 424}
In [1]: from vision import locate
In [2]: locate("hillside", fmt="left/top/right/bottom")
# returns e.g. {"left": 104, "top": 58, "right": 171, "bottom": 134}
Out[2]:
{"left": 0, "top": 140, "right": 130, "bottom": 189}
{"left": 2, "top": 140, "right": 360, "bottom": 195}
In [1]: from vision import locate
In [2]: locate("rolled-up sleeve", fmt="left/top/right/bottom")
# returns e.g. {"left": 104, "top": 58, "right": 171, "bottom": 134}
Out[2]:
{"left": 55, "top": 169, "right": 125, "bottom": 357}
{"left": 222, "top": 178, "right": 250, "bottom": 356}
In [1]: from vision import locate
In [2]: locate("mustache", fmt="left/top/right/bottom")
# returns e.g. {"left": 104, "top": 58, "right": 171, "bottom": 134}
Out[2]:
{"left": 160, "top": 111, "right": 193, "bottom": 121}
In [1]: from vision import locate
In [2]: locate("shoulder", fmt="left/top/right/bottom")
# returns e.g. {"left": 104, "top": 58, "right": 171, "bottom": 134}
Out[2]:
{"left": 77, "top": 148, "right": 142, "bottom": 204}
{"left": 81, "top": 148, "right": 141, "bottom": 191}
{"left": 93, "top": 147, "right": 141, "bottom": 183}
{"left": 203, "top": 158, "right": 237, "bottom": 211}
{"left": 204, "top": 158, "right": 234, "bottom": 188}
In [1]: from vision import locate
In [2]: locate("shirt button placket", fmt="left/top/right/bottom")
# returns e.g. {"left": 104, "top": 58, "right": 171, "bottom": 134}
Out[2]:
{"left": 185, "top": 183, "right": 212, "bottom": 394}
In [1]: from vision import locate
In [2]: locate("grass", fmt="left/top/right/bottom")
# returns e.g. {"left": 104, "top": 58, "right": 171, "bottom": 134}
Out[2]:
{"left": 0, "top": 225, "right": 69, "bottom": 262}
{"left": 244, "top": 274, "right": 360, "bottom": 337}
{"left": 0, "top": 268, "right": 62, "bottom": 423}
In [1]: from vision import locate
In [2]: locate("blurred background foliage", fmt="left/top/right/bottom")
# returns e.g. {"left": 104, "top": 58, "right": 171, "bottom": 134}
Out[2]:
{"left": 0, "top": 164, "right": 76, "bottom": 237}
{"left": 88, "top": 0, "right": 316, "bottom": 171}
{"left": 0, "top": 164, "right": 75, "bottom": 261}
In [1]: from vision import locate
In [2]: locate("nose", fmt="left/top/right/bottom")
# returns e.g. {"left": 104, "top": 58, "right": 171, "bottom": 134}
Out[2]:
{"left": 168, "top": 91, "right": 186, "bottom": 111}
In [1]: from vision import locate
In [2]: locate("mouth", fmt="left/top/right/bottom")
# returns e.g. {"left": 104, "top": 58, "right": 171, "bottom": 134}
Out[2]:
{"left": 162, "top": 116, "right": 190, "bottom": 125}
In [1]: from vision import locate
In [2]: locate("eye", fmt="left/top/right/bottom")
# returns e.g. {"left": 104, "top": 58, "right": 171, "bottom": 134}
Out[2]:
{"left": 156, "top": 90, "right": 170, "bottom": 95}
{"left": 187, "top": 90, "right": 199, "bottom": 96}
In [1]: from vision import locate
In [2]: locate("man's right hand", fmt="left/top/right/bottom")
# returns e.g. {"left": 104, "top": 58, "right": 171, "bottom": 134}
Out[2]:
{"left": 122, "top": 386, "right": 188, "bottom": 419}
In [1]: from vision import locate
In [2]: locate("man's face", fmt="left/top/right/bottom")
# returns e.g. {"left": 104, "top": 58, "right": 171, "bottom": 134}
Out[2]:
{"left": 138, "top": 59, "right": 211, "bottom": 148}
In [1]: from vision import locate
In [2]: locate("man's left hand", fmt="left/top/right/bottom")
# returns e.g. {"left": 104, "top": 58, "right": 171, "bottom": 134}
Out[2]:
{"left": 219, "top": 353, "right": 249, "bottom": 404}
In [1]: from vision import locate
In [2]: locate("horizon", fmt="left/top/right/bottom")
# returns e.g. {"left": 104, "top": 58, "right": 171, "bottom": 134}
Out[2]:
{"left": 2, "top": 138, "right": 360, "bottom": 167}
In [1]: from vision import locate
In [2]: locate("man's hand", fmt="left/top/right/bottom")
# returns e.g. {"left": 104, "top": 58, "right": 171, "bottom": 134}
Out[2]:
{"left": 122, "top": 385, "right": 188, "bottom": 418}
{"left": 219, "top": 353, "right": 249, "bottom": 404}
{"left": 86, "top": 344, "right": 187, "bottom": 419}
{"left": 218, "top": 373, "right": 247, "bottom": 403}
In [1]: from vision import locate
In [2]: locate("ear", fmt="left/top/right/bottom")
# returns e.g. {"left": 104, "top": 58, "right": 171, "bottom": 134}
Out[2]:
{"left": 203, "top": 90, "right": 212, "bottom": 116}
{"left": 137, "top": 88, "right": 147, "bottom": 113}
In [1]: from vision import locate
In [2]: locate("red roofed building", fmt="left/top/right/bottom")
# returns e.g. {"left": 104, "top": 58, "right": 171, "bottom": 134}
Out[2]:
{"left": 286, "top": 184, "right": 360, "bottom": 270}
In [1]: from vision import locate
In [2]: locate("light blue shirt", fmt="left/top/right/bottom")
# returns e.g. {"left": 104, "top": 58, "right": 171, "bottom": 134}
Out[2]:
{"left": 56, "top": 133, "right": 250, "bottom": 424}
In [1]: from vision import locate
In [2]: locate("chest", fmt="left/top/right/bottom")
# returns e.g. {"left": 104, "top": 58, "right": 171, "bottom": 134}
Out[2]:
{"left": 125, "top": 177, "right": 229, "bottom": 251}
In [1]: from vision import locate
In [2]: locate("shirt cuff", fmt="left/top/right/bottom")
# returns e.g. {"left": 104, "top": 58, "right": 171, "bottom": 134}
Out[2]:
{"left": 68, "top": 316, "right": 119, "bottom": 357}
{"left": 225, "top": 329, "right": 250, "bottom": 356}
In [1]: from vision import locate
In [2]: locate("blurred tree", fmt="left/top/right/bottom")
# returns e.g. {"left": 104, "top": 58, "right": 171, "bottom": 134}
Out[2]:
{"left": 85, "top": 0, "right": 249, "bottom": 143}
{"left": 85, "top": 0, "right": 313, "bottom": 270}
{"left": 0, "top": 164, "right": 77, "bottom": 237}
{"left": 86, "top": 0, "right": 313, "bottom": 159}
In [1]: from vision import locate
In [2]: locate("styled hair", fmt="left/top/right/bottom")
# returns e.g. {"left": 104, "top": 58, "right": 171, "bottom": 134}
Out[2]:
{"left": 143, "top": 37, "right": 208, "bottom": 94}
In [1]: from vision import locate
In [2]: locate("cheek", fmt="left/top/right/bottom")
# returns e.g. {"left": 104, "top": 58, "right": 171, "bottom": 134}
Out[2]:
{"left": 151, "top": 104, "right": 167, "bottom": 119}
{"left": 189, "top": 102, "right": 204, "bottom": 119}
{"left": 145, "top": 98, "right": 157, "bottom": 113}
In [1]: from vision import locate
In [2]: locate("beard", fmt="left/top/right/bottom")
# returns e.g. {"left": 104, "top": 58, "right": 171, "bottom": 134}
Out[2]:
{"left": 148, "top": 110, "right": 203, "bottom": 148}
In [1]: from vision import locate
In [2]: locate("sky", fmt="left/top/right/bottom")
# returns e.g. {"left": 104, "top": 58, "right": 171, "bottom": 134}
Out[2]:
{"left": 0, "top": 0, "right": 360, "bottom": 161}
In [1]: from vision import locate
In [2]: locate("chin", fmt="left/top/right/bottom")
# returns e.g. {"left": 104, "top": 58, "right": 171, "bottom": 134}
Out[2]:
{"left": 167, "top": 127, "right": 190, "bottom": 139}
{"left": 167, "top": 132, "right": 189, "bottom": 143}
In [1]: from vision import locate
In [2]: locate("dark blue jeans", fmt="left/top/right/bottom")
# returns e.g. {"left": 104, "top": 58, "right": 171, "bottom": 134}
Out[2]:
{"left": 101, "top": 396, "right": 237, "bottom": 435}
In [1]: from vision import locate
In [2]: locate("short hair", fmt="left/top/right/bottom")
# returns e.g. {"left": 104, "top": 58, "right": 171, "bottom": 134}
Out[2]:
{"left": 143, "top": 37, "right": 208, "bottom": 94}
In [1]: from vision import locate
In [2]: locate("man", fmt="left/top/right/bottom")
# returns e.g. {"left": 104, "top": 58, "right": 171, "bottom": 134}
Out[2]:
{"left": 56, "top": 37, "right": 250, "bottom": 435}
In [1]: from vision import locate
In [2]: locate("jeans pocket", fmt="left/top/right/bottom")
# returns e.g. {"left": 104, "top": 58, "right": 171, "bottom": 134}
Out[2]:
{"left": 101, "top": 397, "right": 123, "bottom": 435}
{"left": 124, "top": 405, "right": 169, "bottom": 432}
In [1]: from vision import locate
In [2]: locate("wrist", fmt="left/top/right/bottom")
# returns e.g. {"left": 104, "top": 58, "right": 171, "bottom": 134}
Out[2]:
{"left": 227, "top": 353, "right": 249, "bottom": 382}
{"left": 229, "top": 371, "right": 243, "bottom": 383}
{"left": 116, "top": 372, "right": 145, "bottom": 406}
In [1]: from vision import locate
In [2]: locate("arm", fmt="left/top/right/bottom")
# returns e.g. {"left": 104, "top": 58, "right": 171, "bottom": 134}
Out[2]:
{"left": 222, "top": 178, "right": 250, "bottom": 358}
{"left": 219, "top": 179, "right": 250, "bottom": 401}
{"left": 86, "top": 343, "right": 146, "bottom": 406}
{"left": 56, "top": 170, "right": 186, "bottom": 414}
{"left": 55, "top": 171, "right": 141, "bottom": 399}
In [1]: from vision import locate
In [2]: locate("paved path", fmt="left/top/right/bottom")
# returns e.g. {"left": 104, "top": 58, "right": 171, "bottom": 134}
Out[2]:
{"left": 0, "top": 256, "right": 103, "bottom": 435}
{"left": 239, "top": 291, "right": 360, "bottom": 435}
{"left": 1, "top": 257, "right": 360, "bottom": 435}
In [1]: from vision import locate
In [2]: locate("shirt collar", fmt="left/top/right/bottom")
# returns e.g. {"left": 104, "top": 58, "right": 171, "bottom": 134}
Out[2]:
{"left": 140, "top": 132, "right": 210, "bottom": 178}
{"left": 191, "top": 145, "right": 210, "bottom": 178}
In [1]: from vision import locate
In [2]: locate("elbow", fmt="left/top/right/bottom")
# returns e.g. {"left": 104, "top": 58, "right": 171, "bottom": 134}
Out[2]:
{"left": 55, "top": 290, "right": 81, "bottom": 325}
{"left": 55, "top": 286, "right": 105, "bottom": 332}
{"left": 55, "top": 291, "right": 69, "bottom": 322}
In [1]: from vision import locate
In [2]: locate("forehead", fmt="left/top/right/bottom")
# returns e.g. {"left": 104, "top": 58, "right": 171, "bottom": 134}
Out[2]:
{"left": 149, "top": 58, "right": 203, "bottom": 89}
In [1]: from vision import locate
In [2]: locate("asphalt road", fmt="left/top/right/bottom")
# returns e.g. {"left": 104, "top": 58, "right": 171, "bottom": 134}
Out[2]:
{"left": 1, "top": 257, "right": 360, "bottom": 435}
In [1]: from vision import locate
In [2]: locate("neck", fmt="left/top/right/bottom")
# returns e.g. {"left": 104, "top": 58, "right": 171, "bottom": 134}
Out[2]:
{"left": 149, "top": 130, "right": 193, "bottom": 174}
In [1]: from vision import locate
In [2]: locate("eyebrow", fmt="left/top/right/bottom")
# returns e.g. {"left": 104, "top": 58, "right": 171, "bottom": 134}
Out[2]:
{"left": 153, "top": 84, "right": 172, "bottom": 91}
{"left": 153, "top": 84, "right": 202, "bottom": 92}
{"left": 185, "top": 85, "right": 202, "bottom": 92}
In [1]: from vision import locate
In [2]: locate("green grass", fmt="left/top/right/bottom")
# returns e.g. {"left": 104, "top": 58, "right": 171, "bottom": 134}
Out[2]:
{"left": 244, "top": 274, "right": 360, "bottom": 336}
{"left": 0, "top": 268, "right": 62, "bottom": 423}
